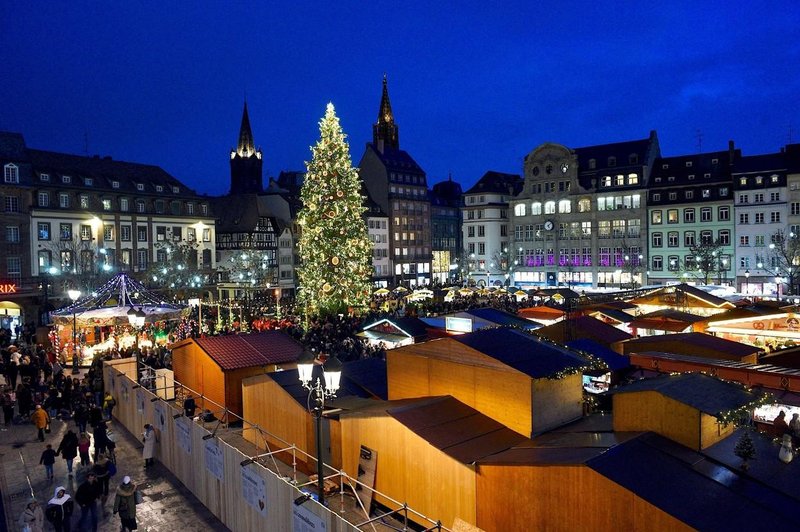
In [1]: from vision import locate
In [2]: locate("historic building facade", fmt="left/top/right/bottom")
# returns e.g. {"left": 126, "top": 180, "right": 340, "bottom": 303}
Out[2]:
{"left": 647, "top": 146, "right": 737, "bottom": 287}
{"left": 732, "top": 151, "right": 788, "bottom": 295}
{"left": 1, "top": 131, "right": 215, "bottom": 328}
{"left": 462, "top": 171, "right": 521, "bottom": 286}
{"left": 359, "top": 76, "right": 432, "bottom": 287}
{"left": 510, "top": 133, "right": 659, "bottom": 289}
{"left": 430, "top": 177, "right": 462, "bottom": 284}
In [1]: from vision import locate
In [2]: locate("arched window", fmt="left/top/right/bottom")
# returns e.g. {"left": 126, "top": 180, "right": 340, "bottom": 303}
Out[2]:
{"left": 514, "top": 203, "right": 526, "bottom": 216}
{"left": 531, "top": 202, "right": 542, "bottom": 215}
{"left": 544, "top": 201, "right": 556, "bottom": 214}
{"left": 4, "top": 163, "right": 19, "bottom": 183}
{"left": 558, "top": 199, "right": 571, "bottom": 213}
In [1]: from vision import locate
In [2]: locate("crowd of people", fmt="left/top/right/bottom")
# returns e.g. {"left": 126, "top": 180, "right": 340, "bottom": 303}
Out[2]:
{"left": 0, "top": 332, "right": 144, "bottom": 532}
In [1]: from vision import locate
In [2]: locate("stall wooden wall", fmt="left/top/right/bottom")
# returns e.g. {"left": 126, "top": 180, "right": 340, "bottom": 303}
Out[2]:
{"left": 224, "top": 366, "right": 276, "bottom": 418}
{"left": 388, "top": 344, "right": 536, "bottom": 437}
{"left": 241, "top": 374, "right": 314, "bottom": 465}
{"left": 104, "top": 362, "right": 358, "bottom": 532}
{"left": 531, "top": 374, "right": 583, "bottom": 434}
{"left": 613, "top": 391, "right": 703, "bottom": 450}
{"left": 172, "top": 341, "right": 226, "bottom": 412}
{"left": 340, "top": 411, "right": 477, "bottom": 528}
{"left": 476, "top": 464, "right": 691, "bottom": 532}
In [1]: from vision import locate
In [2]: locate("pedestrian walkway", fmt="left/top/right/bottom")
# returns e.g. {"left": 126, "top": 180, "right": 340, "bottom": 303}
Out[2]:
{"left": 0, "top": 411, "right": 228, "bottom": 531}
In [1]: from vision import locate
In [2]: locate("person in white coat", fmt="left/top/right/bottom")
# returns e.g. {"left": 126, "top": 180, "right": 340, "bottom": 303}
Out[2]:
{"left": 18, "top": 497, "right": 44, "bottom": 532}
{"left": 142, "top": 424, "right": 157, "bottom": 468}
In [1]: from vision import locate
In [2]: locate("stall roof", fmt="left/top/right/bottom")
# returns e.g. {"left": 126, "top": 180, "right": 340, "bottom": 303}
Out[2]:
{"left": 622, "top": 332, "right": 760, "bottom": 358}
{"left": 589, "top": 308, "right": 636, "bottom": 323}
{"left": 462, "top": 307, "right": 541, "bottom": 330}
{"left": 566, "top": 339, "right": 630, "bottom": 371}
{"left": 517, "top": 305, "right": 566, "bottom": 321}
{"left": 587, "top": 432, "right": 800, "bottom": 530}
{"left": 360, "top": 317, "right": 429, "bottom": 341}
{"left": 627, "top": 283, "right": 736, "bottom": 309}
{"left": 452, "top": 328, "right": 590, "bottom": 378}
{"left": 535, "top": 315, "right": 633, "bottom": 346}
{"left": 610, "top": 372, "right": 760, "bottom": 416}
{"left": 387, "top": 396, "right": 528, "bottom": 464}
{"left": 193, "top": 331, "right": 302, "bottom": 371}
{"left": 628, "top": 309, "right": 706, "bottom": 332}
{"left": 341, "top": 358, "right": 388, "bottom": 400}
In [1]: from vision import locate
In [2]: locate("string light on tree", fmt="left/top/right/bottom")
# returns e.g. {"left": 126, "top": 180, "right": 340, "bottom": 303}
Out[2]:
{"left": 296, "top": 103, "right": 373, "bottom": 317}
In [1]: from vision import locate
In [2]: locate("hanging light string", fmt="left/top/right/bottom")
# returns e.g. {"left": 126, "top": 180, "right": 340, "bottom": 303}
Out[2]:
{"left": 54, "top": 272, "right": 184, "bottom": 314}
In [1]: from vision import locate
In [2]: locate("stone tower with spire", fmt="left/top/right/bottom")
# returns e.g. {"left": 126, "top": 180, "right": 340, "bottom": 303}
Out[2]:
{"left": 372, "top": 74, "right": 399, "bottom": 153}
{"left": 230, "top": 102, "right": 263, "bottom": 194}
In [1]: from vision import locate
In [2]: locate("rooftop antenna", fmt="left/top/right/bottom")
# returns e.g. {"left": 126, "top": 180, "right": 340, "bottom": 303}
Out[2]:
{"left": 695, "top": 129, "right": 703, "bottom": 153}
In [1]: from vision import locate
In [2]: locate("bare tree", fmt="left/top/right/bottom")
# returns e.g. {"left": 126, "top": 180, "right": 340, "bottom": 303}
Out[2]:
{"left": 39, "top": 237, "right": 113, "bottom": 294}
{"left": 767, "top": 228, "right": 800, "bottom": 296}
{"left": 144, "top": 239, "right": 210, "bottom": 300}
{"left": 681, "top": 238, "right": 725, "bottom": 285}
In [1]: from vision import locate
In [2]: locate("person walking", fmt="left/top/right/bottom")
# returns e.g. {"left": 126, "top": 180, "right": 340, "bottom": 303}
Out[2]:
{"left": 142, "top": 424, "right": 157, "bottom": 468}
{"left": 112, "top": 476, "right": 138, "bottom": 531}
{"left": 17, "top": 497, "right": 44, "bottom": 532}
{"left": 39, "top": 444, "right": 57, "bottom": 481}
{"left": 92, "top": 453, "right": 112, "bottom": 506}
{"left": 45, "top": 486, "right": 74, "bottom": 532}
{"left": 93, "top": 421, "right": 109, "bottom": 461}
{"left": 56, "top": 429, "right": 79, "bottom": 477}
{"left": 78, "top": 432, "right": 92, "bottom": 467}
{"left": 102, "top": 392, "right": 116, "bottom": 421}
{"left": 75, "top": 472, "right": 102, "bottom": 532}
{"left": 31, "top": 404, "right": 49, "bottom": 442}
{"left": 1, "top": 385, "right": 14, "bottom": 426}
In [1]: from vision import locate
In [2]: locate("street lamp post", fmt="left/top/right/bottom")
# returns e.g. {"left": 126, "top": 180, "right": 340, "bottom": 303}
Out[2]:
{"left": 744, "top": 269, "right": 750, "bottom": 295}
{"left": 296, "top": 350, "right": 342, "bottom": 506}
{"left": 68, "top": 289, "right": 81, "bottom": 374}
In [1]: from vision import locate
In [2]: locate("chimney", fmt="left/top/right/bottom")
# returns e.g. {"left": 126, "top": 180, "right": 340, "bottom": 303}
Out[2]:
{"left": 728, "top": 140, "right": 735, "bottom": 164}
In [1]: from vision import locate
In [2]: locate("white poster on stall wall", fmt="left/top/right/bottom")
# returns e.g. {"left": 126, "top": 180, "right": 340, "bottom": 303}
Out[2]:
{"left": 119, "top": 379, "right": 129, "bottom": 402}
{"left": 175, "top": 416, "right": 192, "bottom": 454}
{"left": 292, "top": 501, "right": 326, "bottom": 532}
{"left": 136, "top": 388, "right": 146, "bottom": 413}
{"left": 241, "top": 466, "right": 267, "bottom": 517}
{"left": 153, "top": 400, "right": 167, "bottom": 436}
{"left": 204, "top": 438, "right": 224, "bottom": 481}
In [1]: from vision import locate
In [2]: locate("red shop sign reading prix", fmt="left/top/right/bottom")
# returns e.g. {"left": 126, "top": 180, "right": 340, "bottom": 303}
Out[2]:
{"left": 0, "top": 283, "right": 18, "bottom": 294}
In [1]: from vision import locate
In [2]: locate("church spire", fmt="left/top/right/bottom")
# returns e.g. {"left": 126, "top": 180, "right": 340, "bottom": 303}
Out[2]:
{"left": 236, "top": 101, "right": 256, "bottom": 157}
{"left": 229, "top": 101, "right": 263, "bottom": 195}
{"left": 373, "top": 74, "right": 399, "bottom": 152}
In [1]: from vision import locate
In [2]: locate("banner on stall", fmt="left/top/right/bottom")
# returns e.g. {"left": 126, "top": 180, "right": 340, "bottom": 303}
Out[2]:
{"left": 153, "top": 400, "right": 168, "bottom": 436}
{"left": 204, "top": 438, "right": 224, "bottom": 481}
{"left": 241, "top": 465, "right": 267, "bottom": 517}
{"left": 292, "top": 502, "right": 326, "bottom": 532}
{"left": 175, "top": 416, "right": 192, "bottom": 454}
{"left": 136, "top": 388, "right": 146, "bottom": 413}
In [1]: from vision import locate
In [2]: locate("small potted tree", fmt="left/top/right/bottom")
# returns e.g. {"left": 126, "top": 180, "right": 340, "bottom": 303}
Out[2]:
{"left": 734, "top": 430, "right": 757, "bottom": 470}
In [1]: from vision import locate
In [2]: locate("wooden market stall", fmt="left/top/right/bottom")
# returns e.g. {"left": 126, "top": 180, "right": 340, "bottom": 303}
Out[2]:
{"left": 620, "top": 332, "right": 761, "bottom": 363}
{"left": 338, "top": 395, "right": 527, "bottom": 529}
{"left": 611, "top": 372, "right": 762, "bottom": 450}
{"left": 627, "top": 308, "right": 706, "bottom": 336}
{"left": 625, "top": 283, "right": 735, "bottom": 317}
{"left": 387, "top": 327, "right": 588, "bottom": 437}
{"left": 171, "top": 331, "right": 303, "bottom": 418}
{"left": 535, "top": 315, "right": 632, "bottom": 351}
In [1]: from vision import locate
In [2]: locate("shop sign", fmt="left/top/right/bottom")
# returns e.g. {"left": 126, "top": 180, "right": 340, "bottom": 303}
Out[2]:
{"left": 0, "top": 283, "right": 17, "bottom": 294}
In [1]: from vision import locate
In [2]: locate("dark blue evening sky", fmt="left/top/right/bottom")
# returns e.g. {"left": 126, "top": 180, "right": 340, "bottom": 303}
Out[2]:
{"left": 1, "top": 2, "right": 798, "bottom": 196}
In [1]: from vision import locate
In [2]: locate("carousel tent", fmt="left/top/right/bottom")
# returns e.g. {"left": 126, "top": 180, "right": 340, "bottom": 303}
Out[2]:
{"left": 50, "top": 273, "right": 186, "bottom": 326}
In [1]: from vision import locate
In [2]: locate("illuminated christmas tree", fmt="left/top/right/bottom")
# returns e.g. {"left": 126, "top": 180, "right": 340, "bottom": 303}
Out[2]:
{"left": 297, "top": 103, "right": 373, "bottom": 317}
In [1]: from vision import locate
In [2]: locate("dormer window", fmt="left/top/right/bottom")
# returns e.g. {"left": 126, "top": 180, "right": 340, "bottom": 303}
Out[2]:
{"left": 668, "top": 176, "right": 675, "bottom": 182}
{"left": 3, "top": 164, "right": 19, "bottom": 183}
{"left": 662, "top": 164, "right": 669, "bottom": 169}
{"left": 629, "top": 154, "right": 638, "bottom": 164}
{"left": 608, "top": 156, "right": 616, "bottom": 167}
{"left": 155, "top": 185, "right": 163, "bottom": 192}
{"left": 686, "top": 161, "right": 693, "bottom": 167}
{"left": 112, "top": 180, "right": 120, "bottom": 189}
{"left": 40, "top": 173, "right": 50, "bottom": 182}
{"left": 172, "top": 186, "right": 179, "bottom": 194}
{"left": 704, "top": 173, "right": 711, "bottom": 178}
{"left": 688, "top": 174, "right": 695, "bottom": 180}
{"left": 85, "top": 177, "right": 93, "bottom": 186}
{"left": 62, "top": 175, "right": 72, "bottom": 184}
{"left": 771, "top": 175, "right": 779, "bottom": 183}
{"left": 588, "top": 159, "right": 596, "bottom": 169}
{"left": 712, "top": 158, "right": 719, "bottom": 164}
{"left": 654, "top": 177, "right": 662, "bottom": 183}
{"left": 136, "top": 183, "right": 144, "bottom": 191}
{"left": 755, "top": 176, "right": 763, "bottom": 185}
